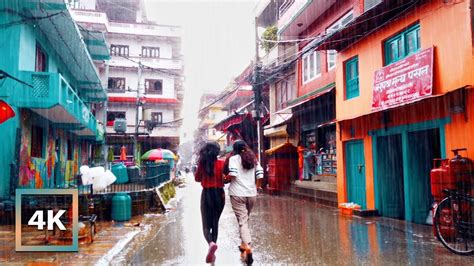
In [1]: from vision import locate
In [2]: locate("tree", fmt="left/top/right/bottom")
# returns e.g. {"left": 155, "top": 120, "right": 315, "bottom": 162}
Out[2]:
{"left": 261, "top": 25, "right": 277, "bottom": 53}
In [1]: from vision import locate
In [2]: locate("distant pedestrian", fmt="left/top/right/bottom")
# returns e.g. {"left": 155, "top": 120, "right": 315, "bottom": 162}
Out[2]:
{"left": 297, "top": 141, "right": 306, "bottom": 181}
{"left": 225, "top": 140, "right": 263, "bottom": 265}
{"left": 194, "top": 141, "right": 225, "bottom": 263}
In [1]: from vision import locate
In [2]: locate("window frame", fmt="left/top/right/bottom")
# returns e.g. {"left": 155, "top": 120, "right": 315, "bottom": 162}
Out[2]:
{"left": 275, "top": 74, "right": 296, "bottom": 111}
{"left": 326, "top": 10, "right": 354, "bottom": 36}
{"left": 144, "top": 79, "right": 163, "bottom": 95}
{"left": 151, "top": 112, "right": 163, "bottom": 124}
{"left": 107, "top": 77, "right": 126, "bottom": 93}
{"left": 345, "top": 56, "right": 359, "bottom": 100}
{"left": 384, "top": 24, "right": 420, "bottom": 65}
{"left": 35, "top": 43, "right": 48, "bottom": 72}
{"left": 302, "top": 50, "right": 321, "bottom": 84}
{"left": 106, "top": 111, "right": 126, "bottom": 127}
{"left": 110, "top": 44, "right": 130, "bottom": 57}
{"left": 142, "top": 46, "right": 160, "bottom": 58}
{"left": 327, "top": 50, "right": 337, "bottom": 71}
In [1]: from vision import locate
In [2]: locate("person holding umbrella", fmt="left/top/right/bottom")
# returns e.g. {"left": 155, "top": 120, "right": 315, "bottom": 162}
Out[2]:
{"left": 194, "top": 141, "right": 225, "bottom": 263}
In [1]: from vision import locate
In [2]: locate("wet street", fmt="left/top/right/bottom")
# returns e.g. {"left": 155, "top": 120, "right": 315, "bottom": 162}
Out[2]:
{"left": 113, "top": 174, "right": 472, "bottom": 265}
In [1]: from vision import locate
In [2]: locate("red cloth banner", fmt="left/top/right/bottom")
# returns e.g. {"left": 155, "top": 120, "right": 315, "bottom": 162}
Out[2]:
{"left": 372, "top": 47, "right": 434, "bottom": 110}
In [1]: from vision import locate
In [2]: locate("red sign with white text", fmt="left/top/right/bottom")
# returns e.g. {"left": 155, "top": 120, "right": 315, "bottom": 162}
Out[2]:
{"left": 372, "top": 47, "right": 434, "bottom": 110}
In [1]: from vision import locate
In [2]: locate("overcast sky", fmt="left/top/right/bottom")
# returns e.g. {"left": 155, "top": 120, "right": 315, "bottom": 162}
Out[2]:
{"left": 145, "top": 0, "right": 258, "bottom": 142}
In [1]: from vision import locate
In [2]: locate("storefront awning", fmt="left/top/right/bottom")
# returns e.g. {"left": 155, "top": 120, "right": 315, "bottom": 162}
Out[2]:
{"left": 277, "top": 83, "right": 335, "bottom": 114}
{"left": 265, "top": 113, "right": 293, "bottom": 129}
{"left": 264, "top": 124, "right": 287, "bottom": 137}
{"left": 338, "top": 86, "right": 470, "bottom": 123}
{"left": 214, "top": 113, "right": 251, "bottom": 132}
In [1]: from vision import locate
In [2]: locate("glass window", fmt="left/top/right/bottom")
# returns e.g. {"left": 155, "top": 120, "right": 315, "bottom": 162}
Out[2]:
{"left": 151, "top": 112, "right": 163, "bottom": 123}
{"left": 142, "top": 46, "right": 160, "bottom": 58}
{"left": 106, "top": 111, "right": 125, "bottom": 126}
{"left": 110, "top": 44, "right": 129, "bottom": 57}
{"left": 303, "top": 55, "right": 309, "bottom": 82}
{"left": 302, "top": 50, "right": 321, "bottom": 83}
{"left": 35, "top": 44, "right": 47, "bottom": 72}
{"left": 327, "top": 50, "right": 337, "bottom": 71}
{"left": 384, "top": 24, "right": 420, "bottom": 65}
{"left": 145, "top": 79, "right": 163, "bottom": 94}
{"left": 108, "top": 77, "right": 126, "bottom": 92}
{"left": 345, "top": 56, "right": 359, "bottom": 100}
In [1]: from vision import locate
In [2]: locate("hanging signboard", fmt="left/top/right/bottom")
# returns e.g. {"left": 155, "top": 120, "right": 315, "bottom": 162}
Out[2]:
{"left": 372, "top": 47, "right": 434, "bottom": 110}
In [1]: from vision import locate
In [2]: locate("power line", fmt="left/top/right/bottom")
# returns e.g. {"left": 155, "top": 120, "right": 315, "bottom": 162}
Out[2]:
{"left": 0, "top": 9, "right": 65, "bottom": 29}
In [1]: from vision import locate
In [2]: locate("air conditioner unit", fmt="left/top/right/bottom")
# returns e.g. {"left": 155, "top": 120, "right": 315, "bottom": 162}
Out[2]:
{"left": 114, "top": 118, "right": 127, "bottom": 133}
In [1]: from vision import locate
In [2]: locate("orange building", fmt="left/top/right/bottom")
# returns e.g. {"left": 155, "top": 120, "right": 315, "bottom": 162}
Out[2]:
{"left": 317, "top": 0, "right": 474, "bottom": 224}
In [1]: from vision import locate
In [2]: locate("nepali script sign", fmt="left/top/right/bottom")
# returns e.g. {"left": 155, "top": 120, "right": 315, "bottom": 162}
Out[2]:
{"left": 372, "top": 47, "right": 434, "bottom": 110}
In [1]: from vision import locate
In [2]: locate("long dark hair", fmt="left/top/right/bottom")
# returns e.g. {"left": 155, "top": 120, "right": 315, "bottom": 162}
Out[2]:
{"left": 232, "top": 140, "right": 257, "bottom": 170}
{"left": 198, "top": 141, "right": 221, "bottom": 177}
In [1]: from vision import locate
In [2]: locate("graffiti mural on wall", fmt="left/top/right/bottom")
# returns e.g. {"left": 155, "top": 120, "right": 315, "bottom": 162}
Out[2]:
{"left": 18, "top": 110, "right": 85, "bottom": 189}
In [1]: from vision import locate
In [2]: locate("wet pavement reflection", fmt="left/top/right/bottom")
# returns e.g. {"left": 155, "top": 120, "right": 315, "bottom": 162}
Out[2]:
{"left": 114, "top": 174, "right": 472, "bottom": 265}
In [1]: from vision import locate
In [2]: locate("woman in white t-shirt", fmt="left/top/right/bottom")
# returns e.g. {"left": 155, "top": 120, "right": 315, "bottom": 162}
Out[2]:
{"left": 225, "top": 140, "right": 263, "bottom": 265}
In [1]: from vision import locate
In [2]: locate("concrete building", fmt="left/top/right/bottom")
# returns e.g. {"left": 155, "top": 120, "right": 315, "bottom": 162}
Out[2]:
{"left": 71, "top": 0, "right": 183, "bottom": 159}
{"left": 196, "top": 93, "right": 228, "bottom": 151}
{"left": 316, "top": 0, "right": 474, "bottom": 224}
{"left": 0, "top": 0, "right": 107, "bottom": 199}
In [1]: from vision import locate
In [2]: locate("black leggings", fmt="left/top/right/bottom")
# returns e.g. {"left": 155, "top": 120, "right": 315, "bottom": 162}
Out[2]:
{"left": 200, "top": 188, "right": 225, "bottom": 243}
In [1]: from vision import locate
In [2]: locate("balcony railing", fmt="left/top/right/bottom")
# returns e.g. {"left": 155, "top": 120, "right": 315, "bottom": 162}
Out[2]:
{"left": 15, "top": 71, "right": 99, "bottom": 137}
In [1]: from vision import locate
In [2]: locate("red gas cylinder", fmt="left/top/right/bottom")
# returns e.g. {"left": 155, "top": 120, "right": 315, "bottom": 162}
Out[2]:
{"left": 430, "top": 159, "right": 452, "bottom": 201}
{"left": 449, "top": 149, "right": 473, "bottom": 194}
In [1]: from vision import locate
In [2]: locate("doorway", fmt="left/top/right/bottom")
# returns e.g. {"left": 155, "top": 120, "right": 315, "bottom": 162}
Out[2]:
{"left": 374, "top": 125, "right": 443, "bottom": 224}
{"left": 376, "top": 134, "right": 405, "bottom": 219}
{"left": 345, "top": 140, "right": 367, "bottom": 209}
{"left": 407, "top": 128, "right": 441, "bottom": 223}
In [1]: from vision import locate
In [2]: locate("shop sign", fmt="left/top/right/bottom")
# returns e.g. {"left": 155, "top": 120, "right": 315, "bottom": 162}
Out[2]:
{"left": 372, "top": 47, "right": 434, "bottom": 110}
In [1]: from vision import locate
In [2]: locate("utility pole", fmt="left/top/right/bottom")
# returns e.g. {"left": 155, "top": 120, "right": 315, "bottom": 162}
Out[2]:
{"left": 134, "top": 59, "right": 142, "bottom": 162}
{"left": 253, "top": 17, "right": 264, "bottom": 166}
{"left": 102, "top": 61, "right": 109, "bottom": 169}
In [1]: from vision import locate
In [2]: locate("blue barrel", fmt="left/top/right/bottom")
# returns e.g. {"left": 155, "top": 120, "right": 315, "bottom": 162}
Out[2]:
{"left": 111, "top": 192, "right": 131, "bottom": 221}
{"left": 112, "top": 163, "right": 129, "bottom": 184}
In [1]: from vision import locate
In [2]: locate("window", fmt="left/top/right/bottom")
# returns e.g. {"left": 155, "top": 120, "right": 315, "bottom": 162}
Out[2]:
{"left": 326, "top": 10, "right": 354, "bottom": 36}
{"left": 302, "top": 51, "right": 321, "bottom": 84}
{"left": 67, "top": 139, "right": 73, "bottom": 161}
{"left": 31, "top": 125, "right": 44, "bottom": 158}
{"left": 35, "top": 44, "right": 47, "bottom": 72}
{"left": 110, "top": 44, "right": 129, "bottom": 57}
{"left": 323, "top": 11, "right": 354, "bottom": 72}
{"left": 384, "top": 24, "right": 420, "bottom": 65}
{"left": 106, "top": 111, "right": 125, "bottom": 126}
{"left": 275, "top": 75, "right": 296, "bottom": 111}
{"left": 364, "top": 0, "right": 382, "bottom": 12}
{"left": 151, "top": 112, "right": 162, "bottom": 124}
{"left": 327, "top": 50, "right": 337, "bottom": 71}
{"left": 142, "top": 46, "right": 160, "bottom": 58}
{"left": 345, "top": 56, "right": 359, "bottom": 100}
{"left": 145, "top": 79, "right": 163, "bottom": 94}
{"left": 108, "top": 77, "right": 126, "bottom": 92}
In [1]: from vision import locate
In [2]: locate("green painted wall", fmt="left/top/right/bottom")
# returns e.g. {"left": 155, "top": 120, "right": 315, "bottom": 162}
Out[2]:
{"left": 0, "top": 10, "right": 95, "bottom": 198}
{"left": 0, "top": 11, "right": 22, "bottom": 199}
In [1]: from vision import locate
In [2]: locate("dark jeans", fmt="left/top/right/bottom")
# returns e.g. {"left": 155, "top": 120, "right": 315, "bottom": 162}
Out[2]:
{"left": 200, "top": 187, "right": 225, "bottom": 244}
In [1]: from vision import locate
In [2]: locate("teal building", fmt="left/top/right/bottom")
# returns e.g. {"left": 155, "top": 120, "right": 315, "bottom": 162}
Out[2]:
{"left": 0, "top": 0, "right": 109, "bottom": 200}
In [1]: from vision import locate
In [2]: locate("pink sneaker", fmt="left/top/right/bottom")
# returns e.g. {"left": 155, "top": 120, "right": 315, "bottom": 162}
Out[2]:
{"left": 205, "top": 242, "right": 218, "bottom": 263}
